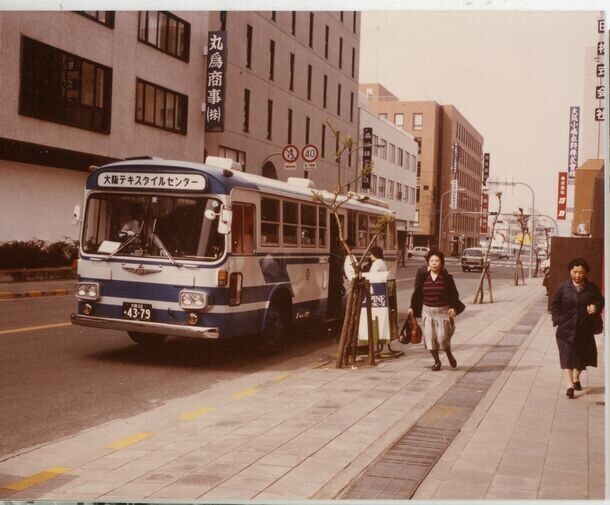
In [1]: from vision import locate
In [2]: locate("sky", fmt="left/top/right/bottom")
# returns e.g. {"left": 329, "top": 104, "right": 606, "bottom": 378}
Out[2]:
{"left": 359, "top": 10, "right": 605, "bottom": 224}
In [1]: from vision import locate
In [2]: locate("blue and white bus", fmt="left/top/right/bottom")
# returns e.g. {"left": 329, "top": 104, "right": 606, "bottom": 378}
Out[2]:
{"left": 71, "top": 157, "right": 397, "bottom": 349}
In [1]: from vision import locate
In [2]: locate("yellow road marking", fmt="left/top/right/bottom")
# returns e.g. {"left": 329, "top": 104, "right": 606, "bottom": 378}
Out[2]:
{"left": 0, "top": 322, "right": 71, "bottom": 336}
{"left": 232, "top": 387, "right": 259, "bottom": 399}
{"left": 178, "top": 406, "right": 216, "bottom": 421}
{"left": 106, "top": 432, "right": 153, "bottom": 450}
{"left": 2, "top": 466, "right": 70, "bottom": 491}
{"left": 271, "top": 372, "right": 294, "bottom": 382}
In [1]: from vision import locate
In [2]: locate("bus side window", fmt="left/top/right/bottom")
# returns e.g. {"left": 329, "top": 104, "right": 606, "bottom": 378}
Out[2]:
{"left": 231, "top": 203, "right": 255, "bottom": 254}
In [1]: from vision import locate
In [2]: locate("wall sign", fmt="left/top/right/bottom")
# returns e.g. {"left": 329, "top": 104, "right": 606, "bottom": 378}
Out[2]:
{"left": 205, "top": 31, "right": 227, "bottom": 132}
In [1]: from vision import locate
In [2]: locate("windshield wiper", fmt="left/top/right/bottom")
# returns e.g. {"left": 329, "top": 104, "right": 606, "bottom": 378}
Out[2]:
{"left": 103, "top": 221, "right": 144, "bottom": 261}
{"left": 152, "top": 233, "right": 182, "bottom": 268}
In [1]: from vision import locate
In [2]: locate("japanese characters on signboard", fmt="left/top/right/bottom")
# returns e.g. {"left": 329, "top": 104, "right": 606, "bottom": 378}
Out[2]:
{"left": 480, "top": 191, "right": 489, "bottom": 234}
{"left": 598, "top": 19, "right": 605, "bottom": 33}
{"left": 451, "top": 142, "right": 460, "bottom": 174}
{"left": 597, "top": 41, "right": 605, "bottom": 56}
{"left": 483, "top": 153, "right": 490, "bottom": 185}
{"left": 98, "top": 172, "right": 207, "bottom": 191}
{"left": 596, "top": 85, "right": 605, "bottom": 100}
{"left": 567, "top": 106, "right": 580, "bottom": 179}
{"left": 596, "top": 64, "right": 605, "bottom": 78}
{"left": 556, "top": 172, "right": 568, "bottom": 220}
{"left": 361, "top": 127, "right": 373, "bottom": 189}
{"left": 595, "top": 108, "right": 605, "bottom": 121}
{"left": 205, "top": 31, "right": 227, "bottom": 132}
{"left": 449, "top": 178, "right": 458, "bottom": 209}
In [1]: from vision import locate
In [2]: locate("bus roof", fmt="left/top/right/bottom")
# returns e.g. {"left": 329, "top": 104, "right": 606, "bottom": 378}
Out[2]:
{"left": 87, "top": 159, "right": 394, "bottom": 216}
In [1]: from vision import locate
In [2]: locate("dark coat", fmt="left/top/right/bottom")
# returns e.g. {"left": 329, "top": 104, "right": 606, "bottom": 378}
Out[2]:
{"left": 552, "top": 279, "right": 604, "bottom": 343}
{"left": 410, "top": 266, "right": 464, "bottom": 318}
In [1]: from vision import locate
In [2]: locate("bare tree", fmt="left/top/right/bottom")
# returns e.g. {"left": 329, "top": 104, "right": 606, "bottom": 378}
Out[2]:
{"left": 473, "top": 191, "right": 502, "bottom": 304}
{"left": 512, "top": 208, "right": 528, "bottom": 285}
{"left": 312, "top": 121, "right": 393, "bottom": 368}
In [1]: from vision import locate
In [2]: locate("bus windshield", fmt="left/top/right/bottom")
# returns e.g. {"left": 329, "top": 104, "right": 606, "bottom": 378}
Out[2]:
{"left": 82, "top": 193, "right": 225, "bottom": 261}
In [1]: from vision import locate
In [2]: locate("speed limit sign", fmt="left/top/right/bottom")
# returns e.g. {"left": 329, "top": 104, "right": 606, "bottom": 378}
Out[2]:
{"left": 302, "top": 144, "right": 319, "bottom": 171}
{"left": 282, "top": 144, "right": 299, "bottom": 171}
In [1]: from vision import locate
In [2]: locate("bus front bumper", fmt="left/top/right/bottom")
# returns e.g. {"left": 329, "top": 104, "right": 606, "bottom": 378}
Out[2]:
{"left": 71, "top": 313, "right": 220, "bottom": 339}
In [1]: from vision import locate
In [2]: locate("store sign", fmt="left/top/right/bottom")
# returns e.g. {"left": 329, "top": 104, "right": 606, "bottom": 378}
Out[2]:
{"left": 567, "top": 106, "right": 580, "bottom": 179}
{"left": 595, "top": 108, "right": 605, "bottom": 121}
{"left": 596, "top": 85, "right": 605, "bottom": 100}
{"left": 449, "top": 179, "right": 458, "bottom": 209}
{"left": 361, "top": 127, "right": 373, "bottom": 189}
{"left": 596, "top": 64, "right": 605, "bottom": 78}
{"left": 483, "top": 153, "right": 490, "bottom": 185}
{"left": 557, "top": 172, "right": 568, "bottom": 220}
{"left": 98, "top": 172, "right": 206, "bottom": 191}
{"left": 451, "top": 142, "right": 460, "bottom": 174}
{"left": 597, "top": 41, "right": 605, "bottom": 56}
{"left": 480, "top": 191, "right": 489, "bottom": 234}
{"left": 205, "top": 31, "right": 227, "bottom": 132}
{"left": 598, "top": 19, "right": 605, "bottom": 33}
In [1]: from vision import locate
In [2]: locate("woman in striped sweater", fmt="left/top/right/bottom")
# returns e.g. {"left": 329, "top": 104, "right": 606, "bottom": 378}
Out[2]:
{"left": 409, "top": 250, "right": 465, "bottom": 371}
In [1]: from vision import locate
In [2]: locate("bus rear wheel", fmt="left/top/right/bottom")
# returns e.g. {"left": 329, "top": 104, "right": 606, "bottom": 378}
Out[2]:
{"left": 128, "top": 332, "right": 167, "bottom": 346}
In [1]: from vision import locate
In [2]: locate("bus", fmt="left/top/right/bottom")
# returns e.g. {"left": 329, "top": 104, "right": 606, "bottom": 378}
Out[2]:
{"left": 71, "top": 157, "right": 397, "bottom": 350}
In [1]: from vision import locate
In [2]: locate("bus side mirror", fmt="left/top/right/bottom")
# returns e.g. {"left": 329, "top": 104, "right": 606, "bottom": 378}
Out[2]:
{"left": 72, "top": 205, "right": 81, "bottom": 226}
{"left": 218, "top": 207, "right": 232, "bottom": 235}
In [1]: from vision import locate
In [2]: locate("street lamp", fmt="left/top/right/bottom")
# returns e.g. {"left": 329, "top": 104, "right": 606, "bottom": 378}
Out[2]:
{"left": 486, "top": 178, "right": 535, "bottom": 278}
{"left": 438, "top": 187, "right": 466, "bottom": 252}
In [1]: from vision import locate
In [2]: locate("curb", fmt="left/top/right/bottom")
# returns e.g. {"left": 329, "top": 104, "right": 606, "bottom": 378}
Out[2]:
{"left": 0, "top": 289, "right": 71, "bottom": 300}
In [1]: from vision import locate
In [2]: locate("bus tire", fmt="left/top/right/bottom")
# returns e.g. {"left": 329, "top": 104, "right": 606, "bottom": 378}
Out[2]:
{"left": 260, "top": 300, "right": 290, "bottom": 353}
{"left": 128, "top": 332, "right": 167, "bottom": 346}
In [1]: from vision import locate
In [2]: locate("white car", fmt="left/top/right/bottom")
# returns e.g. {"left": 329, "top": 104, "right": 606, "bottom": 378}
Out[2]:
{"left": 407, "top": 246, "right": 430, "bottom": 258}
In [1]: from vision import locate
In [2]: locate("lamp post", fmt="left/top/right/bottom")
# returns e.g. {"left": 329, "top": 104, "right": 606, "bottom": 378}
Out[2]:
{"left": 487, "top": 179, "right": 535, "bottom": 278}
{"left": 438, "top": 187, "right": 466, "bottom": 252}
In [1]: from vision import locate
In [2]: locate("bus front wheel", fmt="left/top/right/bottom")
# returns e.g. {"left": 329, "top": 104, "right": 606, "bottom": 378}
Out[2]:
{"left": 128, "top": 332, "right": 167, "bottom": 346}
{"left": 260, "top": 302, "right": 288, "bottom": 353}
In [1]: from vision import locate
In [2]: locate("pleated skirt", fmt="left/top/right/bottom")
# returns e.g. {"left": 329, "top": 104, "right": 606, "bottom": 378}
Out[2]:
{"left": 421, "top": 304, "right": 455, "bottom": 351}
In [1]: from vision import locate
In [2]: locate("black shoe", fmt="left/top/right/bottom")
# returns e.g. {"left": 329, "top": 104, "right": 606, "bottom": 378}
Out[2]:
{"left": 566, "top": 387, "right": 575, "bottom": 398}
{"left": 447, "top": 352, "right": 457, "bottom": 369}
{"left": 431, "top": 362, "right": 441, "bottom": 371}
{"left": 573, "top": 381, "right": 582, "bottom": 391}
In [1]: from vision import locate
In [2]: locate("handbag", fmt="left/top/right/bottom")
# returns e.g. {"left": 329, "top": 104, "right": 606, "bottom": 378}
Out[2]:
{"left": 399, "top": 313, "right": 422, "bottom": 344}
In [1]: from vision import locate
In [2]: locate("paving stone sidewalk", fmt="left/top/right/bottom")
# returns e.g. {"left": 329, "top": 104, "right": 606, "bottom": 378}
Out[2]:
{"left": 0, "top": 283, "right": 602, "bottom": 500}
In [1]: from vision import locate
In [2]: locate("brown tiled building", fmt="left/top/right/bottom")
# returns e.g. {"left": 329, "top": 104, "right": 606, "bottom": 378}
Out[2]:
{"left": 360, "top": 83, "right": 484, "bottom": 254}
{"left": 572, "top": 158, "right": 604, "bottom": 238}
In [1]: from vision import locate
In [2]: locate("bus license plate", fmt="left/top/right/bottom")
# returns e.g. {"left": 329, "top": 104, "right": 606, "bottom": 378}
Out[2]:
{"left": 122, "top": 302, "right": 152, "bottom": 321}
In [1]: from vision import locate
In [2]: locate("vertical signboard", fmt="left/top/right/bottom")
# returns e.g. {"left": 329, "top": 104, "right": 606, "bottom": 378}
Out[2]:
{"left": 449, "top": 179, "right": 458, "bottom": 209}
{"left": 480, "top": 191, "right": 489, "bottom": 234}
{"left": 483, "top": 153, "right": 490, "bottom": 185}
{"left": 598, "top": 18, "right": 605, "bottom": 33}
{"left": 361, "top": 127, "right": 373, "bottom": 189}
{"left": 567, "top": 106, "right": 580, "bottom": 179}
{"left": 557, "top": 172, "right": 568, "bottom": 220}
{"left": 451, "top": 142, "right": 460, "bottom": 174}
{"left": 205, "top": 31, "right": 227, "bottom": 132}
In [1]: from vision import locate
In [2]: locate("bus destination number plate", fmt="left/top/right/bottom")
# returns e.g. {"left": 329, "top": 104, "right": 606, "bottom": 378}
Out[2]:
{"left": 122, "top": 302, "right": 152, "bottom": 321}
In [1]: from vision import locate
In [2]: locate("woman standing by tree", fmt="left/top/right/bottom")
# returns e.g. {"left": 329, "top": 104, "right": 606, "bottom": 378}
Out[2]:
{"left": 552, "top": 258, "right": 604, "bottom": 398}
{"left": 409, "top": 250, "right": 465, "bottom": 371}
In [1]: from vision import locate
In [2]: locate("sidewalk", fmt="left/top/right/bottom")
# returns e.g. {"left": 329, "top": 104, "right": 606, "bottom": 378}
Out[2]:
{"left": 0, "top": 283, "right": 604, "bottom": 500}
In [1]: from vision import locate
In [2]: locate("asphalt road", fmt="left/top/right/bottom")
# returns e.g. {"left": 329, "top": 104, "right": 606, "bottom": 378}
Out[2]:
{"left": 0, "top": 258, "right": 522, "bottom": 458}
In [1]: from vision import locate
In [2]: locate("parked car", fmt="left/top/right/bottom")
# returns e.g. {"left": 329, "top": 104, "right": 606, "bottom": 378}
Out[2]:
{"left": 461, "top": 247, "right": 485, "bottom": 271}
{"left": 407, "top": 246, "right": 430, "bottom": 258}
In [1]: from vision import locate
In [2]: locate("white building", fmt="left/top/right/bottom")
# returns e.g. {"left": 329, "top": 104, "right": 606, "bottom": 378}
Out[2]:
{"left": 358, "top": 92, "right": 418, "bottom": 252}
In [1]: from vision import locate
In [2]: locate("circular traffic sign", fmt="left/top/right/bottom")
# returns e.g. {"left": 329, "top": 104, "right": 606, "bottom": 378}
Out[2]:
{"left": 282, "top": 144, "right": 299, "bottom": 163}
{"left": 301, "top": 144, "right": 319, "bottom": 163}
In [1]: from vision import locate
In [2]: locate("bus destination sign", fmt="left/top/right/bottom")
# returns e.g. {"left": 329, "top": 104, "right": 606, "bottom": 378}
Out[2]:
{"left": 97, "top": 172, "right": 207, "bottom": 191}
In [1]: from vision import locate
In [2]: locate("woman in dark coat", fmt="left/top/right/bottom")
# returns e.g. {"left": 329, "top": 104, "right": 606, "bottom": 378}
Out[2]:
{"left": 552, "top": 258, "right": 604, "bottom": 398}
{"left": 409, "top": 250, "right": 465, "bottom": 371}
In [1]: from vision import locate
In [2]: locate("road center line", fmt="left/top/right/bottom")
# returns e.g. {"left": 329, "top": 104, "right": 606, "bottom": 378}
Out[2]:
{"left": 0, "top": 322, "right": 71, "bottom": 335}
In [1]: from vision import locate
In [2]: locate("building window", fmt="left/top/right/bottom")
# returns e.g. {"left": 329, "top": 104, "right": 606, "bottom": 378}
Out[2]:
{"left": 349, "top": 92, "right": 354, "bottom": 122}
{"left": 289, "top": 53, "right": 295, "bottom": 91}
{"left": 339, "top": 37, "right": 343, "bottom": 69}
{"left": 321, "top": 123, "right": 326, "bottom": 158}
{"left": 370, "top": 174, "right": 377, "bottom": 195}
{"left": 337, "top": 83, "right": 341, "bottom": 116}
{"left": 231, "top": 203, "right": 255, "bottom": 254}
{"left": 305, "top": 116, "right": 310, "bottom": 144}
{"left": 309, "top": 12, "right": 314, "bottom": 48}
{"left": 307, "top": 64, "right": 312, "bottom": 100}
{"left": 291, "top": 11, "right": 296, "bottom": 35}
{"left": 388, "top": 181, "right": 394, "bottom": 199}
{"left": 379, "top": 177, "right": 386, "bottom": 197}
{"left": 136, "top": 78, "right": 188, "bottom": 134}
{"left": 353, "top": 12, "right": 357, "bottom": 33}
{"left": 271, "top": 11, "right": 276, "bottom": 21}
{"left": 417, "top": 161, "right": 421, "bottom": 177}
{"left": 413, "top": 112, "right": 423, "bottom": 130}
{"left": 389, "top": 143, "right": 395, "bottom": 163}
{"left": 267, "top": 99, "right": 273, "bottom": 140}
{"left": 269, "top": 39, "right": 275, "bottom": 81}
{"left": 411, "top": 153, "right": 416, "bottom": 171}
{"left": 218, "top": 145, "right": 246, "bottom": 171}
{"left": 372, "top": 134, "right": 378, "bottom": 156}
{"left": 78, "top": 11, "right": 115, "bottom": 28}
{"left": 138, "top": 11, "right": 190, "bottom": 62}
{"left": 325, "top": 25, "right": 329, "bottom": 59}
{"left": 396, "top": 183, "right": 402, "bottom": 200}
{"left": 351, "top": 48, "right": 355, "bottom": 79}
{"left": 20, "top": 37, "right": 113, "bottom": 133}
{"left": 394, "top": 113, "right": 404, "bottom": 126}
{"left": 416, "top": 186, "right": 420, "bottom": 203}
{"left": 246, "top": 24, "right": 252, "bottom": 69}
{"left": 243, "top": 88, "right": 250, "bottom": 132}
{"left": 288, "top": 108, "right": 293, "bottom": 143}
{"left": 397, "top": 148, "right": 403, "bottom": 166}
{"left": 323, "top": 74, "right": 328, "bottom": 108}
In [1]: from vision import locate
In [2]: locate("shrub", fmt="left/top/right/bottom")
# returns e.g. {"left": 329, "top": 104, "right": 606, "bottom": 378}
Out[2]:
{"left": 0, "top": 239, "right": 79, "bottom": 269}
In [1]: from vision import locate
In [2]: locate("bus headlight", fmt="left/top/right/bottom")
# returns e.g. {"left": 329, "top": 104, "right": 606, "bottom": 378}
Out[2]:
{"left": 179, "top": 290, "right": 208, "bottom": 310}
{"left": 75, "top": 282, "right": 100, "bottom": 301}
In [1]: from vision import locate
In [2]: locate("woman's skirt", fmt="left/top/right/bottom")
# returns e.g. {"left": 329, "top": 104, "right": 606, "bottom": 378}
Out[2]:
{"left": 556, "top": 329, "right": 598, "bottom": 370}
{"left": 421, "top": 304, "right": 455, "bottom": 351}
